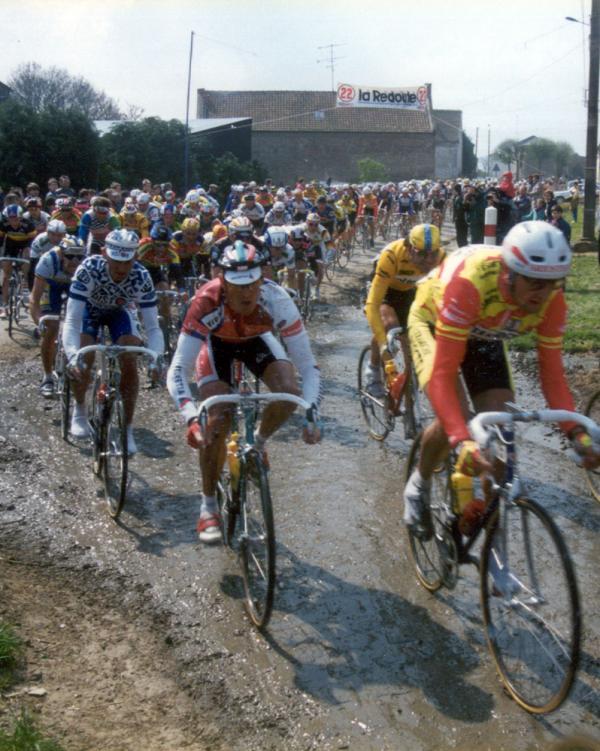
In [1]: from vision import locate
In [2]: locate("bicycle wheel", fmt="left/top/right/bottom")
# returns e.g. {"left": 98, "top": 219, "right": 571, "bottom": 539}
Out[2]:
{"left": 324, "top": 251, "right": 336, "bottom": 281}
{"left": 159, "top": 316, "right": 174, "bottom": 364}
{"left": 357, "top": 345, "right": 392, "bottom": 441}
{"left": 361, "top": 225, "right": 370, "bottom": 254}
{"left": 584, "top": 390, "right": 600, "bottom": 503}
{"left": 103, "top": 395, "right": 129, "bottom": 519}
{"left": 480, "top": 497, "right": 581, "bottom": 713}
{"left": 216, "top": 470, "right": 240, "bottom": 547}
{"left": 239, "top": 452, "right": 275, "bottom": 629}
{"left": 336, "top": 241, "right": 350, "bottom": 268}
{"left": 301, "top": 275, "right": 314, "bottom": 322}
{"left": 89, "top": 375, "right": 105, "bottom": 477}
{"left": 60, "top": 375, "right": 71, "bottom": 442}
{"left": 404, "top": 433, "right": 456, "bottom": 592}
{"left": 7, "top": 275, "right": 17, "bottom": 337}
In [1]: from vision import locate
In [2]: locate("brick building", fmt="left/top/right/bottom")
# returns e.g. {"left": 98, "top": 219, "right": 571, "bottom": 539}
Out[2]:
{"left": 196, "top": 88, "right": 462, "bottom": 183}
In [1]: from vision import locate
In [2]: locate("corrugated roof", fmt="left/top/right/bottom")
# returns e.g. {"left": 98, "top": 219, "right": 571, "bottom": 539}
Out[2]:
{"left": 197, "top": 90, "right": 433, "bottom": 133}
{"left": 93, "top": 117, "right": 251, "bottom": 137}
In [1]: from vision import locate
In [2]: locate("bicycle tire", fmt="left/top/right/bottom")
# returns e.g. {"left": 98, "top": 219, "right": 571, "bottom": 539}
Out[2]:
{"left": 324, "top": 254, "right": 336, "bottom": 282}
{"left": 217, "top": 471, "right": 240, "bottom": 547}
{"left": 159, "top": 315, "right": 174, "bottom": 365}
{"left": 584, "top": 390, "right": 600, "bottom": 504}
{"left": 103, "top": 395, "right": 129, "bottom": 519}
{"left": 480, "top": 496, "right": 581, "bottom": 713}
{"left": 60, "top": 375, "right": 71, "bottom": 442}
{"left": 301, "top": 276, "right": 314, "bottom": 322}
{"left": 336, "top": 242, "right": 350, "bottom": 268}
{"left": 404, "top": 433, "right": 455, "bottom": 592}
{"left": 357, "top": 345, "right": 392, "bottom": 441}
{"left": 7, "top": 275, "right": 17, "bottom": 338}
{"left": 89, "top": 375, "right": 105, "bottom": 477}
{"left": 361, "top": 225, "right": 370, "bottom": 254}
{"left": 239, "top": 452, "right": 275, "bottom": 629}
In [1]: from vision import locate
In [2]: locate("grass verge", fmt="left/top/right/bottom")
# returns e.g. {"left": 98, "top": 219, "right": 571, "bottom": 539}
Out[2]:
{"left": 509, "top": 252, "right": 600, "bottom": 352}
{"left": 0, "top": 711, "right": 64, "bottom": 751}
{"left": 0, "top": 624, "right": 23, "bottom": 691}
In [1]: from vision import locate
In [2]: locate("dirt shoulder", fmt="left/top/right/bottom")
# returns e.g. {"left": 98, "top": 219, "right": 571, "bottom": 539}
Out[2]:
{"left": 0, "top": 555, "right": 213, "bottom": 751}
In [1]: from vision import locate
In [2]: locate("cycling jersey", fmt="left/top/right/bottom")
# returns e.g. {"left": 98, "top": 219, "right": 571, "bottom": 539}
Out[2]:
{"left": 264, "top": 208, "right": 292, "bottom": 226}
{"left": 0, "top": 218, "right": 36, "bottom": 258}
{"left": 30, "top": 231, "right": 57, "bottom": 260}
{"left": 167, "top": 276, "right": 321, "bottom": 424}
{"left": 78, "top": 209, "right": 121, "bottom": 245}
{"left": 357, "top": 195, "right": 378, "bottom": 217}
{"left": 35, "top": 248, "right": 73, "bottom": 313}
{"left": 170, "top": 231, "right": 205, "bottom": 262}
{"left": 408, "top": 245, "right": 576, "bottom": 446}
{"left": 50, "top": 209, "right": 81, "bottom": 235}
{"left": 366, "top": 239, "right": 445, "bottom": 349}
{"left": 119, "top": 210, "right": 150, "bottom": 238}
{"left": 137, "top": 237, "right": 181, "bottom": 268}
{"left": 23, "top": 210, "right": 50, "bottom": 234}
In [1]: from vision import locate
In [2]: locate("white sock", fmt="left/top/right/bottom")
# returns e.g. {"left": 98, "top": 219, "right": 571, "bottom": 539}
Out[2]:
{"left": 411, "top": 468, "right": 430, "bottom": 489}
{"left": 74, "top": 402, "right": 86, "bottom": 418}
{"left": 200, "top": 494, "right": 218, "bottom": 515}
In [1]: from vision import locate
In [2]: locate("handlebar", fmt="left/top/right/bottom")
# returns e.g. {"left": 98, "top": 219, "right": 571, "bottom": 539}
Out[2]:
{"left": 469, "top": 409, "right": 600, "bottom": 449}
{"left": 155, "top": 290, "right": 184, "bottom": 300}
{"left": 197, "top": 392, "right": 315, "bottom": 431}
{"left": 0, "top": 257, "right": 29, "bottom": 265}
{"left": 72, "top": 344, "right": 160, "bottom": 370}
{"left": 38, "top": 314, "right": 61, "bottom": 331}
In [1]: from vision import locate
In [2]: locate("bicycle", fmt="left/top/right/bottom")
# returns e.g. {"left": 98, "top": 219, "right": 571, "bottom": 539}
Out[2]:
{"left": 155, "top": 290, "right": 187, "bottom": 365}
{"left": 357, "top": 326, "right": 430, "bottom": 442}
{"left": 358, "top": 215, "right": 376, "bottom": 253}
{"left": 39, "top": 312, "right": 71, "bottom": 440}
{"left": 0, "top": 257, "right": 29, "bottom": 337}
{"left": 72, "top": 343, "right": 159, "bottom": 519}
{"left": 198, "top": 389, "right": 314, "bottom": 629}
{"left": 584, "top": 389, "right": 600, "bottom": 503}
{"left": 404, "top": 406, "right": 599, "bottom": 713}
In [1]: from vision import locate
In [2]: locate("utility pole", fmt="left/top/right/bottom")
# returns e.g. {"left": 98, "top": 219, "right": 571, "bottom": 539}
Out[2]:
{"left": 317, "top": 43, "right": 346, "bottom": 92}
{"left": 183, "top": 30, "right": 195, "bottom": 193}
{"left": 583, "top": 0, "right": 599, "bottom": 251}
{"left": 487, "top": 125, "right": 491, "bottom": 178}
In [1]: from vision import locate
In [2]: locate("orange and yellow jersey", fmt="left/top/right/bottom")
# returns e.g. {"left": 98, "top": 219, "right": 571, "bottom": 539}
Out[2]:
{"left": 137, "top": 237, "right": 180, "bottom": 269}
{"left": 409, "top": 245, "right": 575, "bottom": 445}
{"left": 170, "top": 230, "right": 205, "bottom": 262}
{"left": 366, "top": 239, "right": 445, "bottom": 348}
{"left": 357, "top": 195, "right": 378, "bottom": 217}
{"left": 256, "top": 194, "right": 273, "bottom": 209}
{"left": 119, "top": 210, "right": 150, "bottom": 238}
{"left": 335, "top": 199, "right": 356, "bottom": 218}
{"left": 303, "top": 187, "right": 319, "bottom": 204}
{"left": 50, "top": 208, "right": 81, "bottom": 235}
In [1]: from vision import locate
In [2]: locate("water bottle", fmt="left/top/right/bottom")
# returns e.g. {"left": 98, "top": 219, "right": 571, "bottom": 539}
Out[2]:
{"left": 226, "top": 432, "right": 240, "bottom": 489}
{"left": 451, "top": 471, "right": 473, "bottom": 514}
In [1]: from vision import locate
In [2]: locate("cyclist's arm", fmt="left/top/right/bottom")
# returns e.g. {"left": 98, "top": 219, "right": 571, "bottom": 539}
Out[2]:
{"left": 62, "top": 297, "right": 87, "bottom": 360}
{"left": 364, "top": 265, "right": 391, "bottom": 350}
{"left": 77, "top": 214, "right": 90, "bottom": 242}
{"left": 166, "top": 331, "right": 202, "bottom": 424}
{"left": 536, "top": 292, "right": 577, "bottom": 434}
{"left": 139, "top": 304, "right": 164, "bottom": 356}
{"left": 428, "top": 276, "right": 482, "bottom": 446}
{"left": 29, "top": 276, "right": 47, "bottom": 325}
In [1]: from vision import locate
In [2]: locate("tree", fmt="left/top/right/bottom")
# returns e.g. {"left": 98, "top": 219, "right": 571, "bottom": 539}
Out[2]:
{"left": 493, "top": 139, "right": 522, "bottom": 172}
{"left": 0, "top": 100, "right": 98, "bottom": 188}
{"left": 357, "top": 158, "right": 389, "bottom": 183}
{"left": 523, "top": 138, "right": 556, "bottom": 173}
{"left": 8, "top": 62, "right": 123, "bottom": 119}
{"left": 462, "top": 132, "right": 477, "bottom": 177}
{"left": 553, "top": 141, "right": 576, "bottom": 177}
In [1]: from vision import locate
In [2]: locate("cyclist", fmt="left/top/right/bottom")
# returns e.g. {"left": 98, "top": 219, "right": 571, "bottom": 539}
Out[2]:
{"left": 62, "top": 229, "right": 164, "bottom": 451}
{"left": 289, "top": 188, "right": 313, "bottom": 222}
{"left": 23, "top": 196, "right": 50, "bottom": 235}
{"left": 303, "top": 212, "right": 334, "bottom": 300}
{"left": 30, "top": 236, "right": 85, "bottom": 397}
{"left": 397, "top": 188, "right": 417, "bottom": 228}
{"left": 79, "top": 196, "right": 121, "bottom": 250}
{"left": 166, "top": 241, "right": 322, "bottom": 543}
{"left": 50, "top": 197, "right": 81, "bottom": 236}
{"left": 364, "top": 224, "right": 444, "bottom": 411}
{"left": 263, "top": 226, "right": 296, "bottom": 288}
{"left": 119, "top": 198, "right": 150, "bottom": 238}
{"left": 404, "top": 221, "right": 600, "bottom": 538}
{"left": 171, "top": 217, "right": 207, "bottom": 279}
{"left": 264, "top": 201, "right": 292, "bottom": 229}
{"left": 137, "top": 225, "right": 184, "bottom": 322}
{"left": 356, "top": 186, "right": 378, "bottom": 248}
{"left": 0, "top": 204, "right": 36, "bottom": 318}
{"left": 28, "top": 218, "right": 67, "bottom": 294}
{"left": 314, "top": 195, "right": 336, "bottom": 238}
{"left": 239, "top": 193, "right": 265, "bottom": 232}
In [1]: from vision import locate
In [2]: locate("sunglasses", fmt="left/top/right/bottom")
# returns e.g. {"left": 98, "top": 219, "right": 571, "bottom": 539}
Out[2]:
{"left": 520, "top": 275, "right": 564, "bottom": 291}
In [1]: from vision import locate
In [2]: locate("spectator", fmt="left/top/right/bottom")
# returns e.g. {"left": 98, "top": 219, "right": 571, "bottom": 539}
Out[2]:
{"left": 463, "top": 183, "right": 486, "bottom": 243}
{"left": 46, "top": 177, "right": 59, "bottom": 202}
{"left": 569, "top": 184, "right": 580, "bottom": 223}
{"left": 486, "top": 186, "right": 515, "bottom": 244}
{"left": 57, "top": 175, "right": 75, "bottom": 198}
{"left": 549, "top": 204, "right": 571, "bottom": 244}
{"left": 452, "top": 183, "right": 469, "bottom": 247}
{"left": 514, "top": 184, "right": 532, "bottom": 221}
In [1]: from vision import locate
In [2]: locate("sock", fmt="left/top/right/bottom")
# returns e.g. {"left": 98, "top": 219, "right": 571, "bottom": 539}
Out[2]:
{"left": 412, "top": 468, "right": 430, "bottom": 489}
{"left": 73, "top": 402, "right": 86, "bottom": 418}
{"left": 200, "top": 494, "right": 218, "bottom": 516}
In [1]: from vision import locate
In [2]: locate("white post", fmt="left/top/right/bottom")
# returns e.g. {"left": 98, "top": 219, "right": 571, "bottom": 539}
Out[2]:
{"left": 484, "top": 205, "right": 497, "bottom": 245}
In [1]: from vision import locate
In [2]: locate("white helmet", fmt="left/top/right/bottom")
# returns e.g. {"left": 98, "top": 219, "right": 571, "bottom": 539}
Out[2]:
{"left": 137, "top": 192, "right": 151, "bottom": 204}
{"left": 47, "top": 219, "right": 66, "bottom": 234}
{"left": 185, "top": 190, "right": 199, "bottom": 203}
{"left": 273, "top": 201, "right": 286, "bottom": 212}
{"left": 104, "top": 229, "right": 139, "bottom": 261}
{"left": 264, "top": 226, "right": 288, "bottom": 248}
{"left": 502, "top": 221, "right": 571, "bottom": 280}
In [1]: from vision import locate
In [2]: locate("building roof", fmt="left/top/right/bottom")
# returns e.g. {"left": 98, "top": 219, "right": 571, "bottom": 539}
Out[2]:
{"left": 93, "top": 117, "right": 251, "bottom": 138}
{"left": 197, "top": 90, "right": 433, "bottom": 133}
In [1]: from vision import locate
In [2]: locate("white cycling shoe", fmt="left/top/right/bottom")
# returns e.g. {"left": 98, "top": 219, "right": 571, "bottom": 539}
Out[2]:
{"left": 70, "top": 412, "right": 92, "bottom": 439}
{"left": 126, "top": 426, "right": 138, "bottom": 456}
{"left": 403, "top": 469, "right": 433, "bottom": 540}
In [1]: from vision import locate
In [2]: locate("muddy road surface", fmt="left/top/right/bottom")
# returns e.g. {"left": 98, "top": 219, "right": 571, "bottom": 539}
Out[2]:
{"left": 0, "top": 242, "right": 599, "bottom": 750}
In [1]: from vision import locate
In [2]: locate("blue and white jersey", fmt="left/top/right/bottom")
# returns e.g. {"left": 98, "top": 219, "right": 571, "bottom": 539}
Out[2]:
{"left": 69, "top": 255, "right": 157, "bottom": 311}
{"left": 30, "top": 231, "right": 57, "bottom": 260}
{"left": 35, "top": 248, "right": 73, "bottom": 287}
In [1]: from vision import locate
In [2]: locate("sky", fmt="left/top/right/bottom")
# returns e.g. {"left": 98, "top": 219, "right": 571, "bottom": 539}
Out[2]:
{"left": 0, "top": 0, "right": 594, "bottom": 157}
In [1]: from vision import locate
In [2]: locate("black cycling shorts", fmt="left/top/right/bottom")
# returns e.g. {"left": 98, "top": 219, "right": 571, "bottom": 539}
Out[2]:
{"left": 380, "top": 287, "right": 416, "bottom": 328}
{"left": 461, "top": 338, "right": 512, "bottom": 397}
